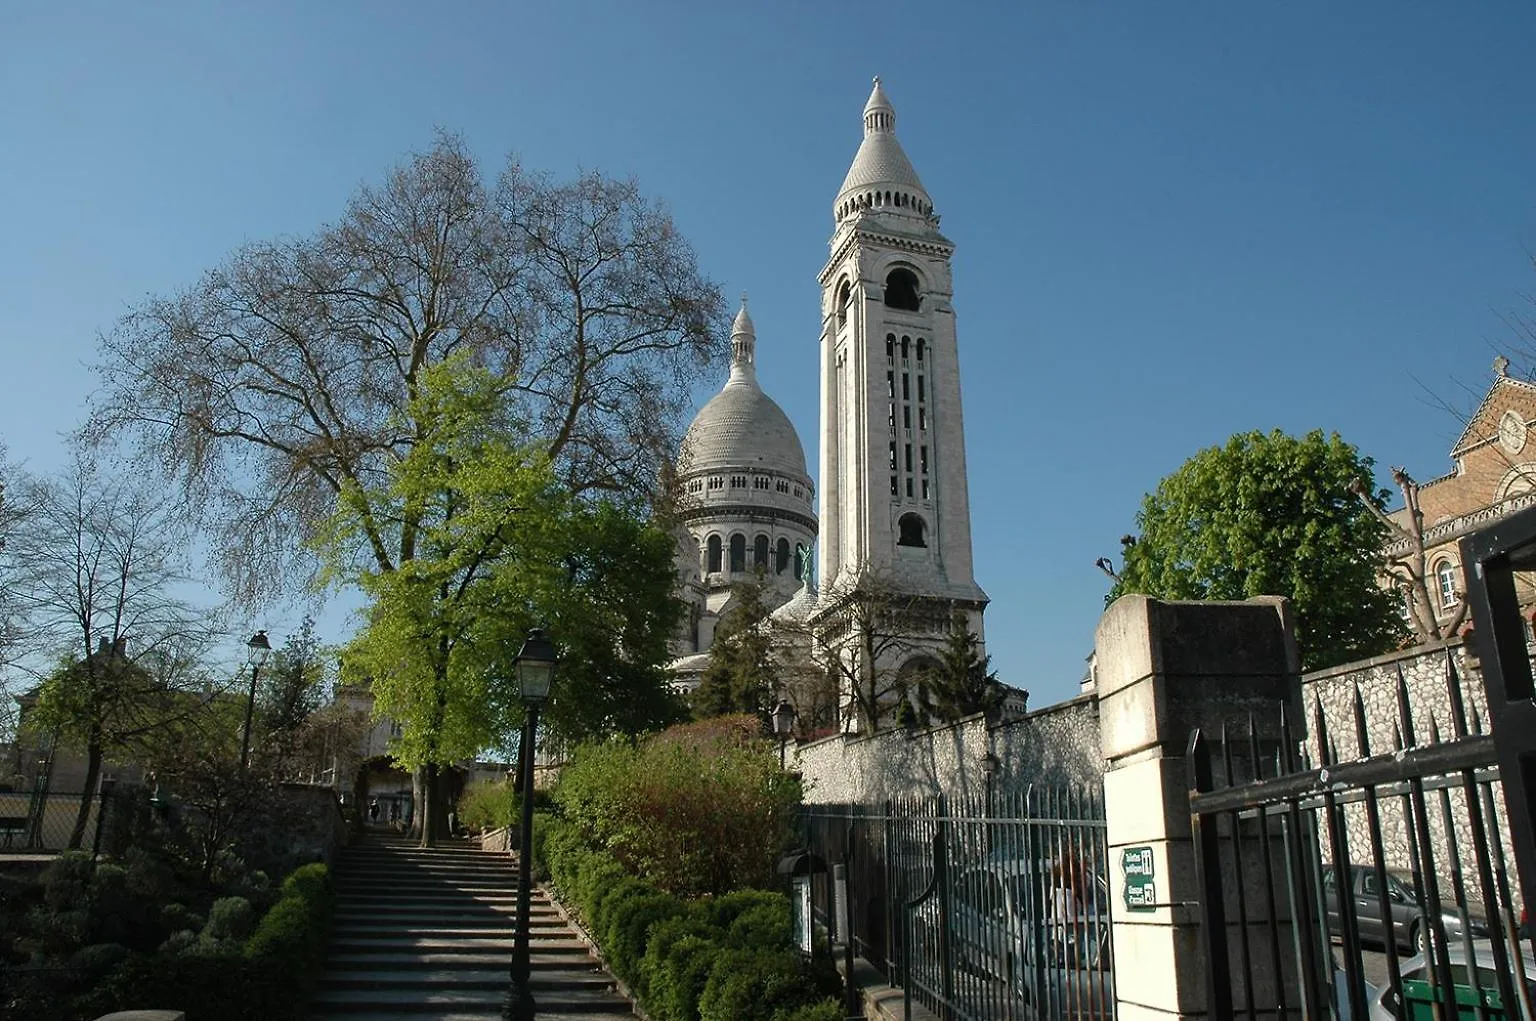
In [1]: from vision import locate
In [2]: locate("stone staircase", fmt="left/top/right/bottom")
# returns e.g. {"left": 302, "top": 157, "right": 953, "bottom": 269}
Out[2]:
{"left": 309, "top": 832, "right": 635, "bottom": 1020}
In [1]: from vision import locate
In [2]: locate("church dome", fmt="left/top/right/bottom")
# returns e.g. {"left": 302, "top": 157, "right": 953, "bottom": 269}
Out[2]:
{"left": 835, "top": 78, "right": 934, "bottom": 218}
{"left": 681, "top": 298, "right": 807, "bottom": 476}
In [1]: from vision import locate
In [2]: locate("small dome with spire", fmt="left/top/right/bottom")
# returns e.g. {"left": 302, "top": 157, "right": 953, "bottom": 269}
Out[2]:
{"left": 681, "top": 295, "right": 809, "bottom": 477}
{"left": 836, "top": 77, "right": 934, "bottom": 222}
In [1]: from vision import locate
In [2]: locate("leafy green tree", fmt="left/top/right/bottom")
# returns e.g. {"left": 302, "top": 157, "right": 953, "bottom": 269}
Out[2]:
{"left": 1110, "top": 429, "right": 1407, "bottom": 671}
{"left": 329, "top": 359, "right": 685, "bottom": 843}
{"left": 693, "top": 577, "right": 777, "bottom": 722}
{"left": 924, "top": 614, "right": 1006, "bottom": 724}
{"left": 253, "top": 617, "right": 327, "bottom": 775}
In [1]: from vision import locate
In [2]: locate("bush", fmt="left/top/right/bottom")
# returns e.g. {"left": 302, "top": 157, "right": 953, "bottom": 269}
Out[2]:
{"left": 42, "top": 851, "right": 95, "bottom": 912}
{"left": 698, "top": 949, "right": 815, "bottom": 1021}
{"left": 604, "top": 890, "right": 686, "bottom": 984}
{"left": 651, "top": 933, "right": 723, "bottom": 1021}
{"left": 204, "top": 896, "right": 256, "bottom": 941}
{"left": 773, "top": 1000, "right": 846, "bottom": 1021}
{"left": 555, "top": 717, "right": 801, "bottom": 897}
{"left": 726, "top": 899, "right": 792, "bottom": 951}
{"left": 637, "top": 913, "right": 716, "bottom": 1003}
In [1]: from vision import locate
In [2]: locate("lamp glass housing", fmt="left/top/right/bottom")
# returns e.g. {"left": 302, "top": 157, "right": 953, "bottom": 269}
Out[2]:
{"left": 515, "top": 629, "right": 557, "bottom": 702}
{"left": 247, "top": 631, "right": 272, "bottom": 668}
{"left": 772, "top": 699, "right": 795, "bottom": 737}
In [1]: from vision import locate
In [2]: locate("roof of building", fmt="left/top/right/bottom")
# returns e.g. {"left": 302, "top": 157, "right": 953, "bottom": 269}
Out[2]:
{"left": 837, "top": 78, "right": 932, "bottom": 208}
{"left": 769, "top": 581, "right": 819, "bottom": 624}
{"left": 680, "top": 296, "right": 808, "bottom": 477}
{"left": 1452, "top": 372, "right": 1536, "bottom": 456}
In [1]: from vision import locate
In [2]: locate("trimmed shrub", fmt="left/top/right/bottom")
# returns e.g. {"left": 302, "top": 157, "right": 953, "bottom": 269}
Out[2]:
{"left": 637, "top": 913, "right": 716, "bottom": 1003}
{"left": 698, "top": 888, "right": 785, "bottom": 932}
{"left": 772, "top": 1000, "right": 846, "bottom": 1021}
{"left": 698, "top": 949, "right": 813, "bottom": 1021}
{"left": 725, "top": 898, "right": 792, "bottom": 951}
{"left": 203, "top": 896, "right": 256, "bottom": 940}
{"left": 604, "top": 890, "right": 686, "bottom": 984}
{"left": 651, "top": 933, "right": 723, "bottom": 1021}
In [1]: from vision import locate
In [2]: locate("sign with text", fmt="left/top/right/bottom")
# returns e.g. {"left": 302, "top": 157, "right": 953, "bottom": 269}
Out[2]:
{"left": 1122, "top": 845, "right": 1156, "bottom": 911}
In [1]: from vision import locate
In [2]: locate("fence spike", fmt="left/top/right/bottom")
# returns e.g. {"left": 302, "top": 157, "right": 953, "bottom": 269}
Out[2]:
{"left": 1444, "top": 648, "right": 1470, "bottom": 738}
{"left": 1470, "top": 698, "right": 1485, "bottom": 736}
{"left": 1279, "top": 699, "right": 1300, "bottom": 773}
{"left": 1428, "top": 713, "right": 1442, "bottom": 748}
{"left": 1314, "top": 696, "right": 1335, "bottom": 768}
{"left": 1247, "top": 713, "right": 1263, "bottom": 782}
{"left": 1394, "top": 664, "right": 1418, "bottom": 749}
{"left": 1352, "top": 684, "right": 1372, "bottom": 759}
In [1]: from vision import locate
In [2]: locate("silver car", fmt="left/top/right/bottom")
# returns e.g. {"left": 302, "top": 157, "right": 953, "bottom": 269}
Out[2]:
{"left": 1368, "top": 940, "right": 1536, "bottom": 1021}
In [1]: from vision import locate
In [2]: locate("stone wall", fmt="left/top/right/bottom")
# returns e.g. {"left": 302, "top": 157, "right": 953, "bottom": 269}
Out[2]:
{"left": 793, "top": 692, "right": 1102, "bottom": 804}
{"left": 1302, "top": 638, "right": 1520, "bottom": 911}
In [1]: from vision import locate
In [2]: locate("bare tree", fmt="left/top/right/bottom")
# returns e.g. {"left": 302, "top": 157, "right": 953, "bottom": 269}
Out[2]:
{"left": 88, "top": 134, "right": 726, "bottom": 605}
{"left": 807, "top": 569, "right": 956, "bottom": 734}
{"left": 5, "top": 453, "right": 220, "bottom": 847}
{"left": 1350, "top": 469, "right": 1467, "bottom": 643}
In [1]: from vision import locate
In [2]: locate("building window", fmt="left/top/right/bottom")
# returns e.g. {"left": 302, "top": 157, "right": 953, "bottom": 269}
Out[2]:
{"left": 906, "top": 478, "right": 914, "bottom": 497}
{"left": 891, "top": 475, "right": 899, "bottom": 495}
{"left": 707, "top": 535, "right": 722, "bottom": 573}
{"left": 920, "top": 445, "right": 928, "bottom": 473}
{"left": 921, "top": 479, "right": 930, "bottom": 500}
{"left": 917, "top": 376, "right": 925, "bottom": 402}
{"left": 707, "top": 477, "right": 723, "bottom": 491}
{"left": 901, "top": 336, "right": 910, "bottom": 364}
{"left": 889, "top": 442, "right": 897, "bottom": 470}
{"left": 887, "top": 372, "right": 895, "bottom": 399}
{"left": 754, "top": 534, "right": 770, "bottom": 568}
{"left": 904, "top": 444, "right": 912, "bottom": 472}
{"left": 730, "top": 476, "right": 746, "bottom": 489}
{"left": 903, "top": 406, "right": 911, "bottom": 430}
{"left": 884, "top": 268, "right": 921, "bottom": 312}
{"left": 898, "top": 513, "right": 927, "bottom": 547}
{"left": 886, "top": 335, "right": 895, "bottom": 363}
{"left": 754, "top": 476, "right": 770, "bottom": 490}
{"left": 919, "top": 407, "right": 927, "bottom": 431}
{"left": 1436, "top": 560, "right": 1459, "bottom": 608}
{"left": 776, "top": 537, "right": 791, "bottom": 574}
{"left": 917, "top": 339, "right": 925, "bottom": 363}
{"left": 836, "top": 279, "right": 852, "bottom": 329}
{"left": 794, "top": 486, "right": 803, "bottom": 499}
{"left": 888, "top": 404, "right": 896, "bottom": 428}
{"left": 729, "top": 534, "right": 746, "bottom": 572}
{"left": 902, "top": 374, "right": 910, "bottom": 401}
{"left": 688, "top": 480, "right": 703, "bottom": 493}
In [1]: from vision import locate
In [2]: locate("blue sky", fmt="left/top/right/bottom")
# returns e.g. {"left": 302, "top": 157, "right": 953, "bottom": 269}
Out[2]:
{"left": 3, "top": 2, "right": 1534, "bottom": 705}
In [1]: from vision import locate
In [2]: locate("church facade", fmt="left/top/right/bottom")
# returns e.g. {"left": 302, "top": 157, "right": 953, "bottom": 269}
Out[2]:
{"left": 671, "top": 79, "right": 989, "bottom": 730}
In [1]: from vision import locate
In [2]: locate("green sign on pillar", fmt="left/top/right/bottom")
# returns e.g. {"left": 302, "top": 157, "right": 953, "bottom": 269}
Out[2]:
{"left": 1122, "top": 845, "right": 1156, "bottom": 911}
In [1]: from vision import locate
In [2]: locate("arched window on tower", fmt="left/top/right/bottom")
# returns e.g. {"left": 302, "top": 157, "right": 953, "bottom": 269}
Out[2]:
{"left": 706, "top": 534, "right": 722, "bottom": 573}
{"left": 754, "top": 534, "right": 770, "bottom": 570}
{"left": 897, "top": 513, "right": 928, "bottom": 549}
{"left": 884, "top": 268, "right": 921, "bottom": 312}
{"left": 776, "top": 537, "right": 791, "bottom": 574}
{"left": 836, "top": 280, "right": 852, "bottom": 329}
{"left": 729, "top": 534, "right": 746, "bottom": 573}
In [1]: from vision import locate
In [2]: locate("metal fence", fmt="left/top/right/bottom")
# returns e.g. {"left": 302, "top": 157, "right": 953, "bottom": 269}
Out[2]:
{"left": 0, "top": 777, "right": 125, "bottom": 855}
{"left": 802, "top": 787, "right": 1114, "bottom": 1021}
{"left": 1188, "top": 659, "right": 1530, "bottom": 1021}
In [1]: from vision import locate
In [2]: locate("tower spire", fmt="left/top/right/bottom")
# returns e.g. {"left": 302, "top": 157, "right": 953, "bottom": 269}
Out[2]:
{"left": 729, "top": 294, "right": 757, "bottom": 385}
{"left": 864, "top": 75, "right": 895, "bottom": 135}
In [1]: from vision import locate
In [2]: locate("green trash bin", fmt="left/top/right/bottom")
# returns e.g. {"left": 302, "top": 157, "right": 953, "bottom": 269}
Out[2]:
{"left": 1402, "top": 977, "right": 1507, "bottom": 1021}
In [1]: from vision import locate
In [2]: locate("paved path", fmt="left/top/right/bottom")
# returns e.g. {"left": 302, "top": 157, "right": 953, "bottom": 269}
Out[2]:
{"left": 309, "top": 832, "right": 635, "bottom": 1020}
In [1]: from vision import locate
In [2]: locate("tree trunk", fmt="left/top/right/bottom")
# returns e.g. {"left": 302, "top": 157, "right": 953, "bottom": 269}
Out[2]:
{"left": 67, "top": 741, "right": 103, "bottom": 850}
{"left": 413, "top": 765, "right": 430, "bottom": 846}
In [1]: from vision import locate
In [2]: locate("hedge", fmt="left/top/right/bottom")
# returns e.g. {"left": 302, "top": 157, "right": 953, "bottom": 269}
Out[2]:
{"left": 542, "top": 817, "right": 840, "bottom": 1021}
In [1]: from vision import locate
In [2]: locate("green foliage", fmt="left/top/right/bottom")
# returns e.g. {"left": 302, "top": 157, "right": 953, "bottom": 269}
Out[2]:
{"left": 203, "top": 896, "right": 256, "bottom": 941}
{"left": 773, "top": 1001, "right": 847, "bottom": 1021}
{"left": 725, "top": 900, "right": 792, "bottom": 950}
{"left": 331, "top": 358, "right": 687, "bottom": 773}
{"left": 457, "top": 778, "right": 518, "bottom": 831}
{"left": 555, "top": 716, "right": 801, "bottom": 897}
{"left": 652, "top": 933, "right": 723, "bottom": 1021}
{"left": 604, "top": 891, "right": 686, "bottom": 985}
{"left": 924, "top": 613, "right": 1007, "bottom": 723}
{"left": 693, "top": 577, "right": 778, "bottom": 720}
{"left": 698, "top": 949, "right": 817, "bottom": 1021}
{"left": 1112, "top": 428, "right": 1408, "bottom": 670}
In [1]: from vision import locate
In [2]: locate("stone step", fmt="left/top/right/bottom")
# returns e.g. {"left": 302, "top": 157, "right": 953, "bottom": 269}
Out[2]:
{"left": 324, "top": 949, "right": 594, "bottom": 970}
{"left": 327, "top": 935, "right": 592, "bottom": 953}
{"left": 320, "top": 968, "right": 617, "bottom": 991}
{"left": 308, "top": 987, "right": 633, "bottom": 1012}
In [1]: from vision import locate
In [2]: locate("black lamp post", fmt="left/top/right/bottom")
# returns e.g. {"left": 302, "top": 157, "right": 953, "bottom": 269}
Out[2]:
{"left": 772, "top": 699, "right": 795, "bottom": 769}
{"left": 239, "top": 631, "right": 271, "bottom": 772}
{"left": 505, "top": 628, "right": 557, "bottom": 1021}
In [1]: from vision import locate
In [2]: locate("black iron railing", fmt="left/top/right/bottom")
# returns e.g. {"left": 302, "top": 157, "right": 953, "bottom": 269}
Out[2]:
{"left": 802, "top": 787, "right": 1114, "bottom": 1021}
{"left": 1189, "top": 655, "right": 1532, "bottom": 1021}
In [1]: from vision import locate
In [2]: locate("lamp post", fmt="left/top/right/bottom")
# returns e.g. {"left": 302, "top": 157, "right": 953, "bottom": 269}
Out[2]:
{"left": 239, "top": 631, "right": 271, "bottom": 772}
{"left": 505, "top": 628, "right": 557, "bottom": 1021}
{"left": 772, "top": 699, "right": 795, "bottom": 769}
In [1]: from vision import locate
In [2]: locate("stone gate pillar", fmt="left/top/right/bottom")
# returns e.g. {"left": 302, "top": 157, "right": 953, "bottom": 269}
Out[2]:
{"left": 1095, "top": 595, "right": 1303, "bottom": 1021}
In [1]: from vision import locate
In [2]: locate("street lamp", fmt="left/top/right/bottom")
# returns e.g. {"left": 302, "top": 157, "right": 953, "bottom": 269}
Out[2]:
{"left": 505, "top": 628, "right": 557, "bottom": 1021}
{"left": 239, "top": 631, "right": 271, "bottom": 772}
{"left": 772, "top": 699, "right": 795, "bottom": 769}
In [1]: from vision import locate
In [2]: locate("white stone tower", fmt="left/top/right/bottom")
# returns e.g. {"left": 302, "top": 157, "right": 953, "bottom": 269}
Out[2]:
{"left": 816, "top": 78, "right": 987, "bottom": 621}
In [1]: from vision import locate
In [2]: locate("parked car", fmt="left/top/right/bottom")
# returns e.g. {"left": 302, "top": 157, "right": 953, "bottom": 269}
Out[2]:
{"left": 1367, "top": 940, "right": 1536, "bottom": 1021}
{"left": 911, "top": 855, "right": 1113, "bottom": 1019}
{"left": 1323, "top": 865, "right": 1492, "bottom": 956}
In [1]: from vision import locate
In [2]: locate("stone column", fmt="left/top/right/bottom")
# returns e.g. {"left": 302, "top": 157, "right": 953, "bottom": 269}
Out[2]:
{"left": 1096, "top": 595, "right": 1303, "bottom": 1021}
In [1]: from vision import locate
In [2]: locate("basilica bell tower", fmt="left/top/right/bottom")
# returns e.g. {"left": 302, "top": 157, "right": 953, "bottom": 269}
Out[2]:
{"left": 816, "top": 78, "right": 987, "bottom": 628}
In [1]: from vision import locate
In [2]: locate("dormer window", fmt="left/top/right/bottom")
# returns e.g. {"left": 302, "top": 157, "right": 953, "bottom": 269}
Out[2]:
{"left": 884, "top": 268, "right": 920, "bottom": 312}
{"left": 897, "top": 513, "right": 927, "bottom": 548}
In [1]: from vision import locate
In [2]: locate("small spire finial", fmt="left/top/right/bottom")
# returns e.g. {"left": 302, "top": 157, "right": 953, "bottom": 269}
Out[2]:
{"left": 1495, "top": 354, "right": 1511, "bottom": 377}
{"left": 740, "top": 292, "right": 748, "bottom": 310}
{"left": 873, "top": 75, "right": 881, "bottom": 86}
